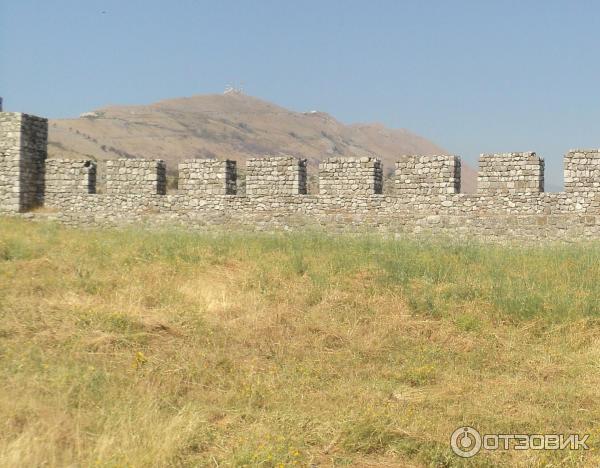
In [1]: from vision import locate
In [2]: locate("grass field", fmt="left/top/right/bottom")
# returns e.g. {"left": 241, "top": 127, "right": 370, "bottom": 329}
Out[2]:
{"left": 1, "top": 218, "right": 599, "bottom": 467}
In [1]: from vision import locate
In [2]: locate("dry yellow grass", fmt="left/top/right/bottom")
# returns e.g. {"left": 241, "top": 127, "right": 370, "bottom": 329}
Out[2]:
{"left": 0, "top": 218, "right": 599, "bottom": 466}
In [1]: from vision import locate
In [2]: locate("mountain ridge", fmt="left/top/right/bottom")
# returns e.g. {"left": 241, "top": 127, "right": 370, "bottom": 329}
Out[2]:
{"left": 48, "top": 93, "right": 477, "bottom": 192}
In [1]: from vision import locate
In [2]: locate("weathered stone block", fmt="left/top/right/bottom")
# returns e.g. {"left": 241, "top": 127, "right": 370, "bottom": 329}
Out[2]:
{"left": 319, "top": 157, "right": 382, "bottom": 196}
{"left": 0, "top": 112, "right": 47, "bottom": 212}
{"left": 45, "top": 159, "right": 96, "bottom": 206}
{"left": 246, "top": 156, "right": 306, "bottom": 196}
{"left": 178, "top": 159, "right": 236, "bottom": 195}
{"left": 564, "top": 150, "right": 600, "bottom": 196}
{"left": 477, "top": 152, "right": 544, "bottom": 194}
{"left": 395, "top": 155, "right": 460, "bottom": 195}
{"left": 105, "top": 159, "right": 166, "bottom": 195}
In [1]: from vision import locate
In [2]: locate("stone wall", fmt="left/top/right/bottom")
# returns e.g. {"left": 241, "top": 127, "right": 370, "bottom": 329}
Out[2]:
{"left": 0, "top": 112, "right": 47, "bottom": 213}
{"left": 9, "top": 111, "right": 600, "bottom": 242}
{"left": 38, "top": 190, "right": 600, "bottom": 242}
{"left": 0, "top": 113, "right": 21, "bottom": 212}
{"left": 564, "top": 150, "right": 600, "bottom": 197}
{"left": 20, "top": 115, "right": 48, "bottom": 210}
{"left": 478, "top": 152, "right": 544, "bottom": 194}
{"left": 319, "top": 157, "right": 383, "bottom": 195}
{"left": 105, "top": 159, "right": 166, "bottom": 195}
{"left": 10, "top": 151, "right": 600, "bottom": 242}
{"left": 45, "top": 159, "right": 96, "bottom": 206}
{"left": 178, "top": 159, "right": 236, "bottom": 195}
{"left": 394, "top": 155, "right": 460, "bottom": 195}
{"left": 246, "top": 156, "right": 307, "bottom": 196}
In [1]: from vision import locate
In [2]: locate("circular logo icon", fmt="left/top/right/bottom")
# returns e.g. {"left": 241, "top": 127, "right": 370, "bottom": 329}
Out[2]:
{"left": 450, "top": 426, "right": 482, "bottom": 458}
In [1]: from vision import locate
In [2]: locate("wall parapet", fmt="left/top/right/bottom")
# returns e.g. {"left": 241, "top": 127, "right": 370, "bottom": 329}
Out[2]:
{"left": 178, "top": 159, "right": 236, "bottom": 195}
{"left": 7, "top": 110, "right": 600, "bottom": 241}
{"left": 564, "top": 149, "right": 600, "bottom": 196}
{"left": 105, "top": 159, "right": 166, "bottom": 195}
{"left": 45, "top": 159, "right": 96, "bottom": 206}
{"left": 0, "top": 112, "right": 47, "bottom": 213}
{"left": 478, "top": 152, "right": 544, "bottom": 194}
{"left": 395, "top": 155, "right": 460, "bottom": 195}
{"left": 319, "top": 157, "right": 383, "bottom": 196}
{"left": 246, "top": 156, "right": 307, "bottom": 196}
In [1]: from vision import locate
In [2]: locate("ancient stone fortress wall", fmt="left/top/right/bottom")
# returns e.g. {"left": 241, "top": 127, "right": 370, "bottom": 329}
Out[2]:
{"left": 394, "top": 155, "right": 460, "bottom": 195}
{"left": 0, "top": 114, "right": 21, "bottom": 212}
{"left": 478, "top": 152, "right": 544, "bottom": 194}
{"left": 564, "top": 150, "right": 600, "bottom": 197}
{"left": 45, "top": 159, "right": 96, "bottom": 205}
{"left": 105, "top": 159, "right": 166, "bottom": 195}
{"left": 178, "top": 159, "right": 236, "bottom": 195}
{"left": 246, "top": 156, "right": 307, "bottom": 195}
{"left": 319, "top": 157, "right": 383, "bottom": 195}
{"left": 5, "top": 111, "right": 600, "bottom": 242}
{"left": 0, "top": 112, "right": 47, "bottom": 213}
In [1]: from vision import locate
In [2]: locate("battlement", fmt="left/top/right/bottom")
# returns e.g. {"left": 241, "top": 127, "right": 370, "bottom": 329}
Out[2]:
{"left": 395, "top": 155, "right": 460, "bottom": 195}
{"left": 246, "top": 156, "right": 307, "bottom": 196}
{"left": 105, "top": 159, "right": 166, "bottom": 195}
{"left": 564, "top": 149, "right": 600, "bottom": 195}
{"left": 6, "top": 111, "right": 600, "bottom": 241}
{"left": 45, "top": 159, "right": 96, "bottom": 206}
{"left": 478, "top": 152, "right": 544, "bottom": 194}
{"left": 319, "top": 157, "right": 383, "bottom": 196}
{"left": 0, "top": 112, "right": 47, "bottom": 212}
{"left": 179, "top": 159, "right": 236, "bottom": 195}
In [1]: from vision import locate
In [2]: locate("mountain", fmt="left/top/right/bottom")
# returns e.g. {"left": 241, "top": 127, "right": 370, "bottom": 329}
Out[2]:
{"left": 48, "top": 93, "right": 477, "bottom": 192}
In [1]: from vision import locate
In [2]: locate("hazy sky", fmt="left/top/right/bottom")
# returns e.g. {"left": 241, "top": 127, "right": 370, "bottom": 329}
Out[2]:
{"left": 2, "top": 0, "right": 600, "bottom": 188}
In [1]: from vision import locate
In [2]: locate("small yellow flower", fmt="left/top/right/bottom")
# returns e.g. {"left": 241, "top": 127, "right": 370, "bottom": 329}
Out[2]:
{"left": 132, "top": 351, "right": 148, "bottom": 368}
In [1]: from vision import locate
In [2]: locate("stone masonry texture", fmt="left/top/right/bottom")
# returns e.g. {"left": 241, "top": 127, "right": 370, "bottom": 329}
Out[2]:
{"left": 8, "top": 111, "right": 600, "bottom": 242}
{"left": 564, "top": 150, "right": 600, "bottom": 197}
{"left": 45, "top": 159, "right": 97, "bottom": 206}
{"left": 246, "top": 156, "right": 307, "bottom": 196}
{"left": 0, "top": 112, "right": 47, "bottom": 213}
{"left": 105, "top": 159, "right": 166, "bottom": 195}
{"left": 178, "top": 159, "right": 236, "bottom": 195}
{"left": 0, "top": 113, "right": 21, "bottom": 213}
{"left": 319, "top": 157, "right": 382, "bottom": 196}
{"left": 395, "top": 155, "right": 460, "bottom": 195}
{"left": 478, "top": 152, "right": 544, "bottom": 194}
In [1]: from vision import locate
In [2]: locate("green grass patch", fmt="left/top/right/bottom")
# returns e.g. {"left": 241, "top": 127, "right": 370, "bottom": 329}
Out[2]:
{"left": 0, "top": 217, "right": 598, "bottom": 466}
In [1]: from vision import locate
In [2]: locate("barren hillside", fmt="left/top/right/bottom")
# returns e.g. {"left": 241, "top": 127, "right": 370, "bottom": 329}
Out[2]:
{"left": 48, "top": 93, "right": 477, "bottom": 192}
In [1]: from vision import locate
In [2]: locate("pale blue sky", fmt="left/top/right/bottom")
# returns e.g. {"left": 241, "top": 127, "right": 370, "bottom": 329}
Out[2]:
{"left": 2, "top": 0, "right": 600, "bottom": 188}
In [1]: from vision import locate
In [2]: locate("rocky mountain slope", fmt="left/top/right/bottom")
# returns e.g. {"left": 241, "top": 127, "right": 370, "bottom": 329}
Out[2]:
{"left": 48, "top": 93, "right": 477, "bottom": 192}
